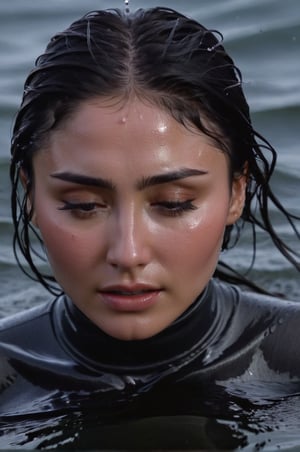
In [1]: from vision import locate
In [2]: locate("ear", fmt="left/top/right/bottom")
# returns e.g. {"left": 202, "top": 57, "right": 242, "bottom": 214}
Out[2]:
{"left": 20, "top": 169, "right": 39, "bottom": 228}
{"left": 226, "top": 172, "right": 247, "bottom": 225}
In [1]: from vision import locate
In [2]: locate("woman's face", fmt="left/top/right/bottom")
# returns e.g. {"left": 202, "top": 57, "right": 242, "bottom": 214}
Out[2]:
{"left": 31, "top": 97, "right": 245, "bottom": 340}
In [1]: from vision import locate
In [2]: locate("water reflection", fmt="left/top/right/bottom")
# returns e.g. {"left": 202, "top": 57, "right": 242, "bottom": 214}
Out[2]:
{"left": 2, "top": 381, "right": 300, "bottom": 449}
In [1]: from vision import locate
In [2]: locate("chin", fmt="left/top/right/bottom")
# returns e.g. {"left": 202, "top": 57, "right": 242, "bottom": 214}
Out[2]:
{"left": 108, "top": 328, "right": 155, "bottom": 342}
{"left": 102, "top": 321, "right": 164, "bottom": 342}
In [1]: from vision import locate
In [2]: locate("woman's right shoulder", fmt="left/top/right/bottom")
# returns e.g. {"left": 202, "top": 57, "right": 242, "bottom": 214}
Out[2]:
{"left": 0, "top": 297, "right": 57, "bottom": 336}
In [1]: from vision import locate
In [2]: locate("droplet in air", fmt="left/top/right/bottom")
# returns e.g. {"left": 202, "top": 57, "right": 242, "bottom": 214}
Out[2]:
{"left": 124, "top": 0, "right": 130, "bottom": 13}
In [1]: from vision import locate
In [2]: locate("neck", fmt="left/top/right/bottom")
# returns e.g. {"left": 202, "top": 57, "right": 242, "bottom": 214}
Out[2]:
{"left": 54, "top": 280, "right": 228, "bottom": 373}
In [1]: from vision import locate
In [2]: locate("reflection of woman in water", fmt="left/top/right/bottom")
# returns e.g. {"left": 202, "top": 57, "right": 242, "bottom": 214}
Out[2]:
{"left": 1, "top": 6, "right": 300, "bottom": 449}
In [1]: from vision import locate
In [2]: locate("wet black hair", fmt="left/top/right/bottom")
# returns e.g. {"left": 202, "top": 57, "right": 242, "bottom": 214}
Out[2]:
{"left": 10, "top": 7, "right": 299, "bottom": 295}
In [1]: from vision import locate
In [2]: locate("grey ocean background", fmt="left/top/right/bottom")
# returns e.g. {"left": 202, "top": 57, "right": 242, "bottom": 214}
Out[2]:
{"left": 0, "top": 0, "right": 299, "bottom": 317}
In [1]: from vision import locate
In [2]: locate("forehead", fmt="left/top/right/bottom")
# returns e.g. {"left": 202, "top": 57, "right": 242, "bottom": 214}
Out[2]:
{"left": 53, "top": 95, "right": 220, "bottom": 147}
{"left": 37, "top": 96, "right": 229, "bottom": 178}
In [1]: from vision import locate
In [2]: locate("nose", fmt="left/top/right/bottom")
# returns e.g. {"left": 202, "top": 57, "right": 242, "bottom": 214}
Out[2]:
{"left": 106, "top": 204, "right": 151, "bottom": 271}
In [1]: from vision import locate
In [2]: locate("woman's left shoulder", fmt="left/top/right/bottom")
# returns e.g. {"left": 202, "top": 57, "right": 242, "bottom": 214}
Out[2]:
{"left": 211, "top": 277, "right": 300, "bottom": 341}
{"left": 214, "top": 278, "right": 300, "bottom": 313}
{"left": 236, "top": 288, "right": 300, "bottom": 375}
{"left": 214, "top": 279, "right": 300, "bottom": 376}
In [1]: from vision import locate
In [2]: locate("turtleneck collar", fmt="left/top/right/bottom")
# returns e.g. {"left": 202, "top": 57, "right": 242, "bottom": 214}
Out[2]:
{"left": 53, "top": 279, "right": 229, "bottom": 374}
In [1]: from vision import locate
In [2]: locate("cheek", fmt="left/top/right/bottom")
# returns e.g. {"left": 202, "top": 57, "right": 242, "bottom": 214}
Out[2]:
{"left": 157, "top": 204, "right": 228, "bottom": 276}
{"left": 42, "top": 226, "right": 79, "bottom": 273}
{"left": 177, "top": 204, "right": 227, "bottom": 251}
{"left": 184, "top": 221, "right": 224, "bottom": 263}
{"left": 36, "top": 214, "right": 98, "bottom": 281}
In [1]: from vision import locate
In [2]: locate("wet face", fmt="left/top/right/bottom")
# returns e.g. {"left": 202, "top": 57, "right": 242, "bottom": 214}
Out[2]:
{"left": 30, "top": 97, "right": 246, "bottom": 340}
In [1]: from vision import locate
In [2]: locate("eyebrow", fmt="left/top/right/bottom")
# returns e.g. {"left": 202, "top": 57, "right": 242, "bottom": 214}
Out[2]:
{"left": 50, "top": 168, "right": 208, "bottom": 191}
{"left": 50, "top": 172, "right": 115, "bottom": 190}
{"left": 136, "top": 168, "right": 208, "bottom": 190}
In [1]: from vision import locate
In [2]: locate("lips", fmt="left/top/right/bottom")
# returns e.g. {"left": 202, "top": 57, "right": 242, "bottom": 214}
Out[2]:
{"left": 99, "top": 284, "right": 162, "bottom": 312}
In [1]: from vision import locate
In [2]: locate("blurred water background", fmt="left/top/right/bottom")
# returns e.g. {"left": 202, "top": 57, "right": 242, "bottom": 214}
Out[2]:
{"left": 0, "top": 0, "right": 299, "bottom": 317}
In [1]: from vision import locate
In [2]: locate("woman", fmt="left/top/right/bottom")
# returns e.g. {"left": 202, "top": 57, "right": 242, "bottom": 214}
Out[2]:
{"left": 1, "top": 6, "right": 300, "bottom": 449}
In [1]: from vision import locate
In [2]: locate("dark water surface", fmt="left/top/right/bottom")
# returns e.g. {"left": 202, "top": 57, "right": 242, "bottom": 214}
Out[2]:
{"left": 2, "top": 389, "right": 300, "bottom": 450}
{"left": 0, "top": 0, "right": 300, "bottom": 449}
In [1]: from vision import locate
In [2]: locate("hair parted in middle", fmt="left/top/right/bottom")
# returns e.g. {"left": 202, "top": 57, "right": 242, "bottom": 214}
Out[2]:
{"left": 10, "top": 7, "right": 300, "bottom": 294}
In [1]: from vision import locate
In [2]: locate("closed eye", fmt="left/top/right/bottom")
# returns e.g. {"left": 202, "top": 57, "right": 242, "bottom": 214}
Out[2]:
{"left": 58, "top": 200, "right": 107, "bottom": 219}
{"left": 59, "top": 201, "right": 99, "bottom": 211}
{"left": 152, "top": 199, "right": 197, "bottom": 217}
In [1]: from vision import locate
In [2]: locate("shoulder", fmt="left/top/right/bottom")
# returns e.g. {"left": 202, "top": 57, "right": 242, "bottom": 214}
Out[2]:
{"left": 0, "top": 295, "right": 74, "bottom": 383}
{"left": 203, "top": 279, "right": 300, "bottom": 379}
{"left": 202, "top": 279, "right": 299, "bottom": 362}
{"left": 0, "top": 296, "right": 67, "bottom": 351}
{"left": 0, "top": 299, "right": 53, "bottom": 335}
{"left": 257, "top": 294, "right": 300, "bottom": 376}
{"left": 211, "top": 279, "right": 300, "bottom": 376}
{"left": 212, "top": 278, "right": 300, "bottom": 338}
{"left": 210, "top": 278, "right": 300, "bottom": 351}
{"left": 211, "top": 277, "right": 300, "bottom": 314}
